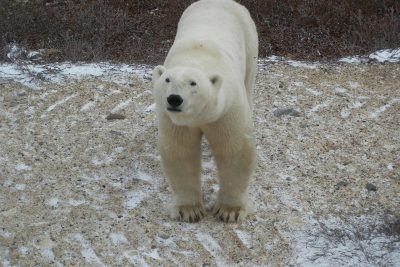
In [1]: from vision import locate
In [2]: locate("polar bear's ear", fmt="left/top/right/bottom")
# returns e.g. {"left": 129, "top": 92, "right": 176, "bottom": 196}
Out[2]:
{"left": 209, "top": 74, "right": 222, "bottom": 90}
{"left": 153, "top": 65, "right": 166, "bottom": 81}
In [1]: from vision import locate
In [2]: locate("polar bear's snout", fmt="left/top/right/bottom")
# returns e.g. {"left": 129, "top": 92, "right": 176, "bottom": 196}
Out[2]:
{"left": 167, "top": 94, "right": 184, "bottom": 112}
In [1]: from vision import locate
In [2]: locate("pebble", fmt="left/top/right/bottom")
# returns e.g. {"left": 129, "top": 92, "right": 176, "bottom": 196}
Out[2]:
{"left": 366, "top": 182, "right": 377, "bottom": 192}
{"left": 273, "top": 108, "right": 301, "bottom": 117}
{"left": 106, "top": 113, "right": 126, "bottom": 120}
{"left": 335, "top": 181, "right": 348, "bottom": 190}
{"left": 158, "top": 234, "right": 170, "bottom": 239}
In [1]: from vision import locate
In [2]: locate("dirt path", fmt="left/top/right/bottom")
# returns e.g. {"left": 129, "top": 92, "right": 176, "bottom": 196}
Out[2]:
{"left": 1, "top": 61, "right": 399, "bottom": 266}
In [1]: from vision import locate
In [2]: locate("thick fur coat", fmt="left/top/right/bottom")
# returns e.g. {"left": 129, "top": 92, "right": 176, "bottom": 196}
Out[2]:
{"left": 153, "top": 0, "right": 258, "bottom": 222}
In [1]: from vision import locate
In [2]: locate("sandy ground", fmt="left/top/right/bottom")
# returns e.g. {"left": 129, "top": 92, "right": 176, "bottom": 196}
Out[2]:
{"left": 0, "top": 60, "right": 399, "bottom": 266}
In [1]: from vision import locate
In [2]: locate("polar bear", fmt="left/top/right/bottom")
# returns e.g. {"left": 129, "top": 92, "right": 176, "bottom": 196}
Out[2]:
{"left": 152, "top": 0, "right": 258, "bottom": 222}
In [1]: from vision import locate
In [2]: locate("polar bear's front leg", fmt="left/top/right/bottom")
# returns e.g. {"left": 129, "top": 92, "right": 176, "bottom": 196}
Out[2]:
{"left": 212, "top": 137, "right": 256, "bottom": 222}
{"left": 158, "top": 118, "right": 205, "bottom": 222}
{"left": 204, "top": 114, "right": 256, "bottom": 222}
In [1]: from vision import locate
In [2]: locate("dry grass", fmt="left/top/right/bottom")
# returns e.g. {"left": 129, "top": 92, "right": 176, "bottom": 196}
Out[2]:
{"left": 1, "top": 0, "right": 399, "bottom": 63}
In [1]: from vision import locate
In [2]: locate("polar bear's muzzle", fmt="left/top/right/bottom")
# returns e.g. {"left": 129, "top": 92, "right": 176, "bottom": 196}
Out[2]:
{"left": 167, "top": 94, "right": 183, "bottom": 112}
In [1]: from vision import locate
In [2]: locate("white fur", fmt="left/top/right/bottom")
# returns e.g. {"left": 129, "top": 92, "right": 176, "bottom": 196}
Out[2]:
{"left": 153, "top": 0, "right": 258, "bottom": 222}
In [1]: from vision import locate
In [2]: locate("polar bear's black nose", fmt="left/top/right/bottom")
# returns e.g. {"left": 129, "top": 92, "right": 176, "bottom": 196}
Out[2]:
{"left": 167, "top": 94, "right": 183, "bottom": 107}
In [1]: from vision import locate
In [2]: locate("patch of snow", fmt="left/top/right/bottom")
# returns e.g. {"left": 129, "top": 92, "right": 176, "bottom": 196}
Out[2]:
{"left": 66, "top": 199, "right": 85, "bottom": 206}
{"left": 110, "top": 99, "right": 134, "bottom": 113}
{"left": 335, "top": 87, "right": 347, "bottom": 94}
{"left": 278, "top": 172, "right": 298, "bottom": 182}
{"left": 41, "top": 247, "right": 55, "bottom": 261}
{"left": 113, "top": 147, "right": 125, "bottom": 154}
{"left": 136, "top": 171, "right": 153, "bottom": 183}
{"left": 0, "top": 64, "right": 21, "bottom": 76}
{"left": 233, "top": 229, "right": 252, "bottom": 249}
{"left": 0, "top": 62, "right": 153, "bottom": 88}
{"left": 339, "top": 48, "right": 400, "bottom": 64}
{"left": 15, "top": 184, "right": 26, "bottom": 190}
{"left": 369, "top": 99, "right": 400, "bottom": 119}
{"left": 259, "top": 56, "right": 319, "bottom": 69}
{"left": 24, "top": 106, "right": 36, "bottom": 116}
{"left": 287, "top": 60, "right": 318, "bottom": 69}
{"left": 307, "top": 100, "right": 331, "bottom": 116}
{"left": 341, "top": 109, "right": 350, "bottom": 119}
{"left": 15, "top": 163, "right": 32, "bottom": 171}
{"left": 80, "top": 101, "right": 97, "bottom": 112}
{"left": 60, "top": 65, "right": 106, "bottom": 76}
{"left": 41, "top": 93, "right": 79, "bottom": 118}
{"left": 143, "top": 249, "right": 163, "bottom": 260}
{"left": 369, "top": 48, "right": 400, "bottom": 63}
{"left": 341, "top": 101, "right": 364, "bottom": 119}
{"left": 37, "top": 235, "right": 57, "bottom": 263}
{"left": 70, "top": 234, "right": 106, "bottom": 267}
{"left": 0, "top": 230, "right": 13, "bottom": 239}
{"left": 144, "top": 103, "right": 156, "bottom": 112}
{"left": 195, "top": 233, "right": 229, "bottom": 267}
{"left": 0, "top": 248, "right": 11, "bottom": 267}
{"left": 6, "top": 43, "right": 27, "bottom": 62}
{"left": 27, "top": 51, "right": 41, "bottom": 60}
{"left": 91, "top": 155, "right": 113, "bottom": 166}
{"left": 18, "top": 246, "right": 31, "bottom": 255}
{"left": 110, "top": 233, "right": 129, "bottom": 246}
{"left": 351, "top": 101, "right": 364, "bottom": 109}
{"left": 304, "top": 87, "right": 322, "bottom": 96}
{"left": 195, "top": 233, "right": 221, "bottom": 255}
{"left": 293, "top": 81, "right": 304, "bottom": 87}
{"left": 46, "top": 93, "right": 79, "bottom": 112}
{"left": 348, "top": 81, "right": 360, "bottom": 89}
{"left": 46, "top": 198, "right": 60, "bottom": 208}
{"left": 339, "top": 57, "right": 365, "bottom": 64}
{"left": 125, "top": 191, "right": 148, "bottom": 210}
{"left": 123, "top": 250, "right": 151, "bottom": 267}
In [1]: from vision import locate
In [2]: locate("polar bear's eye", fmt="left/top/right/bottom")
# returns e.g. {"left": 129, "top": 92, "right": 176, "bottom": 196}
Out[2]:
{"left": 165, "top": 78, "right": 170, "bottom": 83}
{"left": 190, "top": 81, "right": 197, "bottom": 86}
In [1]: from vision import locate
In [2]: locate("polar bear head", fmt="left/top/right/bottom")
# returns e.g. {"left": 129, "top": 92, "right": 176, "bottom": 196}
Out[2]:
{"left": 152, "top": 65, "right": 223, "bottom": 127}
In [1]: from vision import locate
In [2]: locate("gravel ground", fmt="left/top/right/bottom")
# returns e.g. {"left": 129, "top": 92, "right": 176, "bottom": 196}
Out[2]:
{"left": 0, "top": 60, "right": 399, "bottom": 266}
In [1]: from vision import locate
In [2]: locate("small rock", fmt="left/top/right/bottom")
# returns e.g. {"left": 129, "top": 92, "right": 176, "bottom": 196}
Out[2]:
{"left": 109, "top": 130, "right": 124, "bottom": 136}
{"left": 273, "top": 108, "right": 301, "bottom": 117}
{"left": 27, "top": 51, "right": 43, "bottom": 61}
{"left": 106, "top": 113, "right": 125, "bottom": 120}
{"left": 366, "top": 183, "right": 377, "bottom": 192}
{"left": 143, "top": 74, "right": 152, "bottom": 81}
{"left": 158, "top": 234, "right": 170, "bottom": 239}
{"left": 335, "top": 181, "right": 348, "bottom": 190}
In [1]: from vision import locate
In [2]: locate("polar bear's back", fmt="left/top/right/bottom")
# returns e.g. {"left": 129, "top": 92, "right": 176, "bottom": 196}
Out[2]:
{"left": 173, "top": 0, "right": 258, "bottom": 74}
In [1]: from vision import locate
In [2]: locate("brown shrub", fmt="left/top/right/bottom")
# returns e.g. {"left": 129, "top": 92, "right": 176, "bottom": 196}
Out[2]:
{"left": 1, "top": 0, "right": 399, "bottom": 63}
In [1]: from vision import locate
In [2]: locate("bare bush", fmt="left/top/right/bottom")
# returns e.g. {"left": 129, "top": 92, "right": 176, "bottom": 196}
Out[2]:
{"left": 0, "top": 0, "right": 399, "bottom": 63}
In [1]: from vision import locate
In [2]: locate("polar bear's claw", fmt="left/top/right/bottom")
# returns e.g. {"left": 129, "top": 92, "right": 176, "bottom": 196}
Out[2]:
{"left": 213, "top": 204, "right": 247, "bottom": 223}
{"left": 172, "top": 204, "right": 205, "bottom": 223}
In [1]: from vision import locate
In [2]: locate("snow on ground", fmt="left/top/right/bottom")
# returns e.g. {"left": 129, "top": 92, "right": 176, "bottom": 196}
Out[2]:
{"left": 339, "top": 48, "right": 400, "bottom": 64}
{"left": 0, "top": 62, "right": 152, "bottom": 89}
{"left": 0, "top": 51, "right": 400, "bottom": 266}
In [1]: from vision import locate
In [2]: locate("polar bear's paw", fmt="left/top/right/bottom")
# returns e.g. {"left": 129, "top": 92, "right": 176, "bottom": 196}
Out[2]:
{"left": 213, "top": 203, "right": 248, "bottom": 223}
{"left": 170, "top": 203, "right": 205, "bottom": 223}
